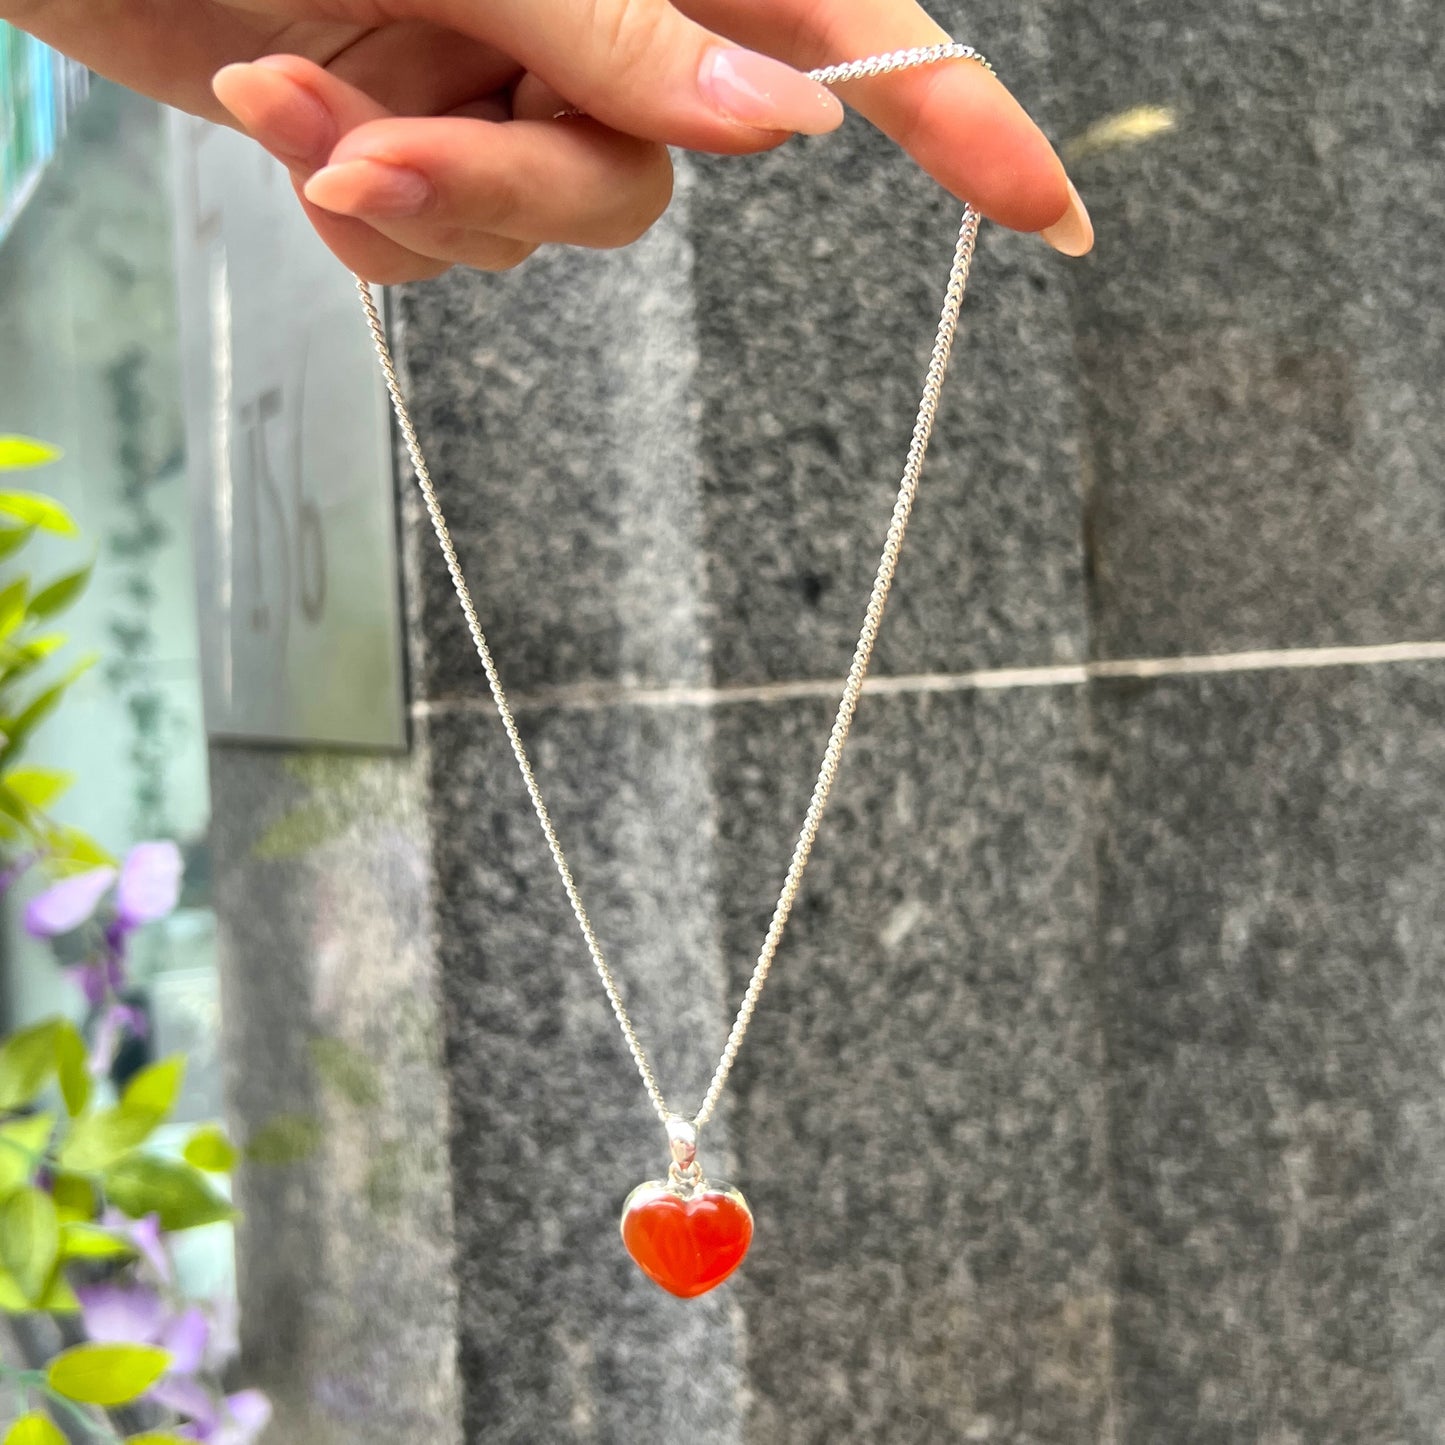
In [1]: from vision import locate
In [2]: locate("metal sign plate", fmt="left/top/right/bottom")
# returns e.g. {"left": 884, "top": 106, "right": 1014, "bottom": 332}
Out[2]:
{"left": 169, "top": 113, "right": 407, "bottom": 750}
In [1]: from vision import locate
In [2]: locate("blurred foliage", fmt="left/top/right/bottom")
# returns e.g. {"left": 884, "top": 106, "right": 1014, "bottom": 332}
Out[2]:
{"left": 0, "top": 436, "right": 109, "bottom": 875}
{"left": 0, "top": 440, "right": 268, "bottom": 1442}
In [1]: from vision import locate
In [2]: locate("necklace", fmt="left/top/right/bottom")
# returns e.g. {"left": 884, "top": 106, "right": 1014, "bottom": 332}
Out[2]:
{"left": 356, "top": 42, "right": 991, "bottom": 1298}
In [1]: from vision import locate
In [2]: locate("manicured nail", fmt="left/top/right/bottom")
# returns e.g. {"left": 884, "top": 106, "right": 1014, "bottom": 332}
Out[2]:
{"left": 698, "top": 47, "right": 844, "bottom": 135}
{"left": 1040, "top": 179, "right": 1094, "bottom": 257}
{"left": 304, "top": 160, "right": 434, "bottom": 219}
{"left": 212, "top": 61, "right": 334, "bottom": 167}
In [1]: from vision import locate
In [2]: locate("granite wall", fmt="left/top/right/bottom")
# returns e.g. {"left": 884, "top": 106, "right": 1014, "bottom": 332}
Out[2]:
{"left": 207, "top": 0, "right": 1445, "bottom": 1440}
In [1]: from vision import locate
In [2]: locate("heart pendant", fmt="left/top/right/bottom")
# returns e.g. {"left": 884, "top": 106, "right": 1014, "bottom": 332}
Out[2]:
{"left": 620, "top": 1179, "right": 753, "bottom": 1298}
{"left": 620, "top": 1116, "right": 753, "bottom": 1298}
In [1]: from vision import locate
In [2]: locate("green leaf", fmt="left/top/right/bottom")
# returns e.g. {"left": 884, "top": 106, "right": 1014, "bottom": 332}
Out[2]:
{"left": 57, "top": 1106, "right": 158, "bottom": 1173}
{"left": 0, "top": 1186, "right": 59, "bottom": 1302}
{"left": 0, "top": 1260, "right": 77, "bottom": 1314}
{"left": 43, "top": 823, "right": 116, "bottom": 873}
{"left": 4, "top": 766, "right": 74, "bottom": 811}
{"left": 125, "top": 1436, "right": 195, "bottom": 1445}
{"left": 183, "top": 1125, "right": 237, "bottom": 1174}
{"left": 0, "top": 1020, "right": 58, "bottom": 1110}
{"left": 0, "top": 654, "right": 96, "bottom": 763}
{"left": 0, "top": 437, "right": 62, "bottom": 471}
{"left": 52, "top": 1019, "right": 89, "bottom": 1117}
{"left": 0, "top": 524, "right": 34, "bottom": 562}
{"left": 0, "top": 1264, "right": 27, "bottom": 1310}
{"left": 49, "top": 1170, "right": 96, "bottom": 1223}
{"left": 0, "top": 632, "right": 66, "bottom": 696}
{"left": 0, "top": 491, "right": 75, "bottom": 535}
{"left": 103, "top": 1154, "right": 234, "bottom": 1232}
{"left": 0, "top": 576, "right": 28, "bottom": 641}
{"left": 59, "top": 1222, "right": 135, "bottom": 1259}
{"left": 29, "top": 561, "right": 92, "bottom": 620}
{"left": 0, "top": 1113, "right": 54, "bottom": 1195}
{"left": 0, "top": 784, "right": 25, "bottom": 825}
{"left": 121, "top": 1057, "right": 185, "bottom": 1120}
{"left": 4, "top": 1411, "right": 67, "bottom": 1445}
{"left": 8, "top": 631, "right": 64, "bottom": 668}
{"left": 42, "top": 1269, "right": 80, "bottom": 1311}
{"left": 46, "top": 1343, "right": 170, "bottom": 1406}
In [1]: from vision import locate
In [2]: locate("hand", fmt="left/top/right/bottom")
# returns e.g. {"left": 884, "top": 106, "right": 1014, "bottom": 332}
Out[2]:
{"left": 6, "top": 0, "right": 1092, "bottom": 282}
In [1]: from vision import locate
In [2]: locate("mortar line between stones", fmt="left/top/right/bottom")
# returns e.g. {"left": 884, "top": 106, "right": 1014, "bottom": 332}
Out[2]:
{"left": 412, "top": 639, "right": 1445, "bottom": 717}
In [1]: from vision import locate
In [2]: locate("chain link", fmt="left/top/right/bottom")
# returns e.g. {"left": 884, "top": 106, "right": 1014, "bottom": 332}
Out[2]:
{"left": 356, "top": 43, "right": 990, "bottom": 1134}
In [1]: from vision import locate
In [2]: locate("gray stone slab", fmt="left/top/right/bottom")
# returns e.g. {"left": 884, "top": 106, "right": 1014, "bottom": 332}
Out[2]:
{"left": 686, "top": 146, "right": 1086, "bottom": 687}
{"left": 397, "top": 0, "right": 1090, "bottom": 703}
{"left": 209, "top": 748, "right": 462, "bottom": 1445}
{"left": 424, "top": 700, "right": 747, "bottom": 1445}
{"left": 1050, "top": 0, "right": 1445, "bottom": 659}
{"left": 427, "top": 678, "right": 1114, "bottom": 1443}
{"left": 395, "top": 188, "right": 712, "bottom": 703}
{"left": 714, "top": 685, "right": 1112, "bottom": 1444}
{"left": 1090, "top": 663, "right": 1445, "bottom": 1443}
{"left": 686, "top": 0, "right": 1088, "bottom": 687}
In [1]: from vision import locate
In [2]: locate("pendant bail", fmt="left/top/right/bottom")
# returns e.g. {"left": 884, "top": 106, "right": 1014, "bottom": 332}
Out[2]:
{"left": 665, "top": 1115, "right": 702, "bottom": 1191}
{"left": 666, "top": 1115, "right": 698, "bottom": 1171}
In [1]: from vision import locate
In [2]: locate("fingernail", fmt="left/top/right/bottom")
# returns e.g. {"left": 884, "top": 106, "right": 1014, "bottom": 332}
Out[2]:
{"left": 212, "top": 61, "right": 334, "bottom": 167}
{"left": 304, "top": 159, "right": 435, "bottom": 219}
{"left": 1040, "top": 179, "right": 1094, "bottom": 257}
{"left": 698, "top": 47, "right": 844, "bottom": 135}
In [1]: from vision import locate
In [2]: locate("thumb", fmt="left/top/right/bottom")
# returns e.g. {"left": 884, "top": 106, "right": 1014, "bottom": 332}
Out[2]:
{"left": 406, "top": 0, "right": 845, "bottom": 150}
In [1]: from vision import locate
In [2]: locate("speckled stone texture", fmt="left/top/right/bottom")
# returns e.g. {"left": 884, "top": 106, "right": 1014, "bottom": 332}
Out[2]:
{"left": 424, "top": 684, "right": 1111, "bottom": 1443}
{"left": 201, "top": 0, "right": 1445, "bottom": 1440}
{"left": 1054, "top": 0, "right": 1445, "bottom": 660}
{"left": 1094, "top": 666, "right": 1445, "bottom": 1444}
{"left": 713, "top": 689, "right": 1112, "bottom": 1443}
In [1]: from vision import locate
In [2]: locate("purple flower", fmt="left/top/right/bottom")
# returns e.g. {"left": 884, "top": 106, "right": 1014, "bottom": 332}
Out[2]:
{"left": 76, "top": 1281, "right": 167, "bottom": 1343}
{"left": 25, "top": 866, "right": 116, "bottom": 938}
{"left": 85, "top": 1277, "right": 265, "bottom": 1444}
{"left": 130, "top": 1211, "right": 172, "bottom": 1282}
{"left": 116, "top": 840, "right": 183, "bottom": 930}
{"left": 201, "top": 1390, "right": 272, "bottom": 1445}
{"left": 163, "top": 1306, "right": 211, "bottom": 1374}
{"left": 150, "top": 1372, "right": 271, "bottom": 1444}
{"left": 65, "top": 961, "right": 109, "bottom": 1009}
{"left": 150, "top": 1373, "right": 215, "bottom": 1423}
{"left": 99, "top": 1208, "right": 172, "bottom": 1283}
{"left": 25, "top": 841, "right": 182, "bottom": 943}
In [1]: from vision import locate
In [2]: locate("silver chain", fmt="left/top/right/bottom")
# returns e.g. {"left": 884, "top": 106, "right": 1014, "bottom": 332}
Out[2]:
{"left": 355, "top": 43, "right": 989, "bottom": 1135}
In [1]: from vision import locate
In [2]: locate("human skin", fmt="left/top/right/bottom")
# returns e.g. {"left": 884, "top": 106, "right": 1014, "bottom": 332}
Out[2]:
{"left": 2, "top": 0, "right": 1093, "bottom": 281}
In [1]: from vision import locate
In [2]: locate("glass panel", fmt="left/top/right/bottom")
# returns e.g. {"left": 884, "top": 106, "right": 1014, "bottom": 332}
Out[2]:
{"left": 0, "top": 76, "right": 228, "bottom": 1297}
{"left": 0, "top": 24, "right": 88, "bottom": 244}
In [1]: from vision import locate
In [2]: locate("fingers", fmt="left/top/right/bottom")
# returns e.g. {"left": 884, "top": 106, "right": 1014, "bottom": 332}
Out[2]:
{"left": 243, "top": 0, "right": 846, "bottom": 151}
{"left": 316, "top": 21, "right": 519, "bottom": 118}
{"left": 213, "top": 54, "right": 675, "bottom": 280}
{"left": 675, "top": 0, "right": 1091, "bottom": 247}
{"left": 305, "top": 115, "right": 674, "bottom": 249}
{"left": 215, "top": 56, "right": 452, "bottom": 281}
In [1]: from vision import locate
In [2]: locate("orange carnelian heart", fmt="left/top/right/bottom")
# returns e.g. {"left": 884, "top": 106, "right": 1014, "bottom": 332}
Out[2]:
{"left": 621, "top": 1186, "right": 753, "bottom": 1298}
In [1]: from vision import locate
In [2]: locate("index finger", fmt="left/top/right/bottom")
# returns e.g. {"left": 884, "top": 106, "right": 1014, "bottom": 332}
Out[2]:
{"left": 675, "top": 0, "right": 1090, "bottom": 243}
